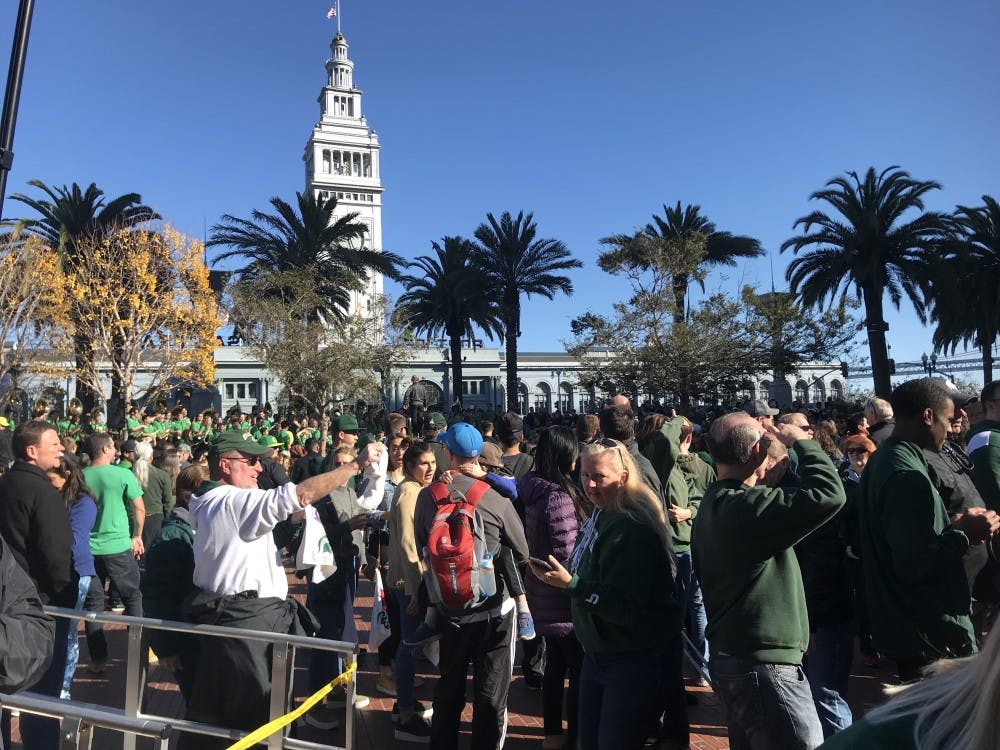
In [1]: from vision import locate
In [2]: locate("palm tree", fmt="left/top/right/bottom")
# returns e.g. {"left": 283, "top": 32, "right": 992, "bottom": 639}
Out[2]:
{"left": 396, "top": 237, "right": 503, "bottom": 405}
{"left": 3, "top": 180, "right": 160, "bottom": 412}
{"left": 646, "top": 202, "right": 763, "bottom": 323}
{"left": 781, "top": 166, "right": 948, "bottom": 398}
{"left": 208, "top": 191, "right": 402, "bottom": 323}
{"left": 930, "top": 195, "right": 1000, "bottom": 382}
{"left": 473, "top": 211, "right": 582, "bottom": 412}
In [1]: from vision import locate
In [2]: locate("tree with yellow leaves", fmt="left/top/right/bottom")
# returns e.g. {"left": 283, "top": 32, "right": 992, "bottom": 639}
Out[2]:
{"left": 63, "top": 225, "right": 221, "bottom": 413}
{"left": 0, "top": 237, "right": 71, "bottom": 406}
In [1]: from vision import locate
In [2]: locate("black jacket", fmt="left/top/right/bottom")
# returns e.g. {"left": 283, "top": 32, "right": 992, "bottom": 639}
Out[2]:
{"left": 0, "top": 534, "right": 55, "bottom": 692}
{"left": 179, "top": 591, "right": 318, "bottom": 749}
{"left": 0, "top": 461, "right": 77, "bottom": 606}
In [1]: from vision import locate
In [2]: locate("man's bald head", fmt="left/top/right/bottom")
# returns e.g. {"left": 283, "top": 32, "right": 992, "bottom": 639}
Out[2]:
{"left": 708, "top": 412, "right": 766, "bottom": 467}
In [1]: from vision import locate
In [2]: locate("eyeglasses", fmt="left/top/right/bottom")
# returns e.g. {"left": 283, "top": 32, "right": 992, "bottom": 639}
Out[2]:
{"left": 222, "top": 455, "right": 261, "bottom": 467}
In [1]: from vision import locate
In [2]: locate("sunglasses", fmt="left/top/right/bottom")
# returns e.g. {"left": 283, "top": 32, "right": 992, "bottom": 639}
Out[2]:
{"left": 223, "top": 455, "right": 261, "bottom": 467}
{"left": 596, "top": 437, "right": 626, "bottom": 465}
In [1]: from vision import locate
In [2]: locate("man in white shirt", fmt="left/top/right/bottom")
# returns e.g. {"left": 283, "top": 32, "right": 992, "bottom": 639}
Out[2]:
{"left": 179, "top": 431, "right": 383, "bottom": 750}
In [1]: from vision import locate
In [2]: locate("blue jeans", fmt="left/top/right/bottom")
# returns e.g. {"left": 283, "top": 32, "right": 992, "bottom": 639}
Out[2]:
{"left": 676, "top": 550, "right": 708, "bottom": 661}
{"left": 392, "top": 588, "right": 424, "bottom": 712}
{"left": 578, "top": 649, "right": 671, "bottom": 750}
{"left": 710, "top": 653, "right": 824, "bottom": 750}
{"left": 806, "top": 621, "right": 854, "bottom": 738}
{"left": 62, "top": 575, "right": 91, "bottom": 698}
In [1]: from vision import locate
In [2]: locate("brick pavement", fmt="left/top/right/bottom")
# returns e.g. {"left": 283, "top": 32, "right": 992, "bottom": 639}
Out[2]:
{"left": 8, "top": 577, "right": 896, "bottom": 749}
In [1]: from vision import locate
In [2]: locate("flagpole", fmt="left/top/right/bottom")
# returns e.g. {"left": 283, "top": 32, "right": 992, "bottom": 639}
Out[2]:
{"left": 337, "top": 0, "right": 341, "bottom": 33}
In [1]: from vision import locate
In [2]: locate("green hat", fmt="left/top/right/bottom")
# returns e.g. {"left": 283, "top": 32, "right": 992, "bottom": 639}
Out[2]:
{"left": 257, "top": 435, "right": 280, "bottom": 448}
{"left": 333, "top": 414, "right": 360, "bottom": 432}
{"left": 209, "top": 432, "right": 273, "bottom": 458}
{"left": 427, "top": 412, "right": 447, "bottom": 429}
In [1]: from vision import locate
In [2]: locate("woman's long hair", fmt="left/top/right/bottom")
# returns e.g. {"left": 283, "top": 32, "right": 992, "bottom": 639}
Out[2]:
{"left": 533, "top": 426, "right": 588, "bottom": 519}
{"left": 133, "top": 441, "right": 153, "bottom": 489}
{"left": 862, "top": 622, "right": 1000, "bottom": 749}
{"left": 51, "top": 455, "right": 94, "bottom": 509}
{"left": 635, "top": 413, "right": 668, "bottom": 449}
{"left": 155, "top": 446, "right": 182, "bottom": 495}
{"left": 579, "top": 439, "right": 670, "bottom": 554}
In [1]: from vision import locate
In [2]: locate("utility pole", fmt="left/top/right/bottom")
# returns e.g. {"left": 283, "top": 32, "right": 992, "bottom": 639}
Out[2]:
{"left": 0, "top": 0, "right": 37, "bottom": 219}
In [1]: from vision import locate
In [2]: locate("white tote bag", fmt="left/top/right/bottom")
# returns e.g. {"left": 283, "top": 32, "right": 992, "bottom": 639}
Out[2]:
{"left": 295, "top": 505, "right": 336, "bottom": 583}
{"left": 368, "top": 569, "right": 392, "bottom": 650}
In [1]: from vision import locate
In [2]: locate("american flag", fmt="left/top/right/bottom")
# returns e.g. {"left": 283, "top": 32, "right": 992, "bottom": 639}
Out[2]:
{"left": 326, "top": 6, "right": 336, "bottom": 19}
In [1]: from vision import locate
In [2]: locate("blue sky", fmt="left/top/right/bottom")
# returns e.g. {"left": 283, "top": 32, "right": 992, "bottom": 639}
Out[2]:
{"left": 2, "top": 0, "right": 998, "bottom": 379}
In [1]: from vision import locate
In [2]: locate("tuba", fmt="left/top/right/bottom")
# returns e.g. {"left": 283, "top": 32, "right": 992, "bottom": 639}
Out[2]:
{"left": 32, "top": 399, "right": 48, "bottom": 418}
{"left": 68, "top": 397, "right": 84, "bottom": 417}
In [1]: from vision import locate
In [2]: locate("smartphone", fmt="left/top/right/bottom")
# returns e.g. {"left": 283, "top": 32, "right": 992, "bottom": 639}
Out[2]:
{"left": 528, "top": 556, "right": 554, "bottom": 571}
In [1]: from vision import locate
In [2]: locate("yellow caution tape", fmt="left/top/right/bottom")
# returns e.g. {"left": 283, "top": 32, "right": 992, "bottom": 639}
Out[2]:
{"left": 226, "top": 662, "right": 357, "bottom": 750}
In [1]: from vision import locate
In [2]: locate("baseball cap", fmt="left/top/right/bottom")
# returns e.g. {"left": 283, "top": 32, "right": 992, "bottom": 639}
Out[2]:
{"left": 332, "top": 414, "right": 360, "bottom": 432}
{"left": 496, "top": 412, "right": 524, "bottom": 438}
{"left": 443, "top": 422, "right": 483, "bottom": 459}
{"left": 745, "top": 399, "right": 779, "bottom": 418}
{"left": 0, "top": 417, "right": 8, "bottom": 428}
{"left": 257, "top": 434, "right": 281, "bottom": 448}
{"left": 120, "top": 439, "right": 138, "bottom": 454}
{"left": 951, "top": 394, "right": 978, "bottom": 411}
{"left": 427, "top": 412, "right": 448, "bottom": 429}
{"left": 479, "top": 441, "right": 504, "bottom": 469}
{"left": 208, "top": 432, "right": 273, "bottom": 458}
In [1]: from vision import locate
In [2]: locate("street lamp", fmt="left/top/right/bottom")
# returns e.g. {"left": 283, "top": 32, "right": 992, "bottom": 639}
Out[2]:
{"left": 921, "top": 352, "right": 938, "bottom": 376}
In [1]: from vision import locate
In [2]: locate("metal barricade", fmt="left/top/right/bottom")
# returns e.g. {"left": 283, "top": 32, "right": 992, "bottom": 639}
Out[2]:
{"left": 0, "top": 691, "right": 172, "bottom": 750}
{"left": 45, "top": 606, "right": 358, "bottom": 750}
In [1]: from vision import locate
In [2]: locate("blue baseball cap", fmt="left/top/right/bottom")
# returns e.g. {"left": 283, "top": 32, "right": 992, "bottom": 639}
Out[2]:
{"left": 443, "top": 422, "right": 483, "bottom": 459}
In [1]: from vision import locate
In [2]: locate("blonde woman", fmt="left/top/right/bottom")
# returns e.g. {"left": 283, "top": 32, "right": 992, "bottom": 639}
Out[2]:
{"left": 819, "top": 620, "right": 1000, "bottom": 749}
{"left": 531, "top": 439, "right": 688, "bottom": 750}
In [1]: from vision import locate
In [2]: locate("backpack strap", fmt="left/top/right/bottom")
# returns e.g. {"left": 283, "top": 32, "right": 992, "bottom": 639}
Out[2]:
{"left": 428, "top": 479, "right": 490, "bottom": 507}
{"left": 463, "top": 479, "right": 491, "bottom": 507}
{"left": 428, "top": 481, "right": 453, "bottom": 505}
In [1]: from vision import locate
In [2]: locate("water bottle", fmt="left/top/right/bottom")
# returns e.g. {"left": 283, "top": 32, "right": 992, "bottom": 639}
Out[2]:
{"left": 480, "top": 552, "right": 497, "bottom": 597}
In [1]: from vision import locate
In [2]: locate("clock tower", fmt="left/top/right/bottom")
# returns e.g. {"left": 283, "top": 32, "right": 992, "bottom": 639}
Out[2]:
{"left": 303, "top": 32, "right": 385, "bottom": 319}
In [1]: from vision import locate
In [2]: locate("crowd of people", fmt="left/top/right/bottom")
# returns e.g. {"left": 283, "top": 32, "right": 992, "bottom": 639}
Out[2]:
{"left": 0, "top": 376, "right": 998, "bottom": 749}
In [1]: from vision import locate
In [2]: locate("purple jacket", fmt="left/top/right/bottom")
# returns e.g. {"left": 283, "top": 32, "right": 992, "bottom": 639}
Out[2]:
{"left": 520, "top": 472, "right": 580, "bottom": 637}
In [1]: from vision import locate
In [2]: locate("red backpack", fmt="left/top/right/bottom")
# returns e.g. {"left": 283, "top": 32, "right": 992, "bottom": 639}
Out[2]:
{"left": 422, "top": 480, "right": 495, "bottom": 615}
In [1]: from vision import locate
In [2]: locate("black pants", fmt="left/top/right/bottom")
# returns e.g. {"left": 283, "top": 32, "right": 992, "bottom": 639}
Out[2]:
{"left": 543, "top": 633, "right": 583, "bottom": 742}
{"left": 378, "top": 578, "right": 402, "bottom": 667}
{"left": 431, "top": 608, "right": 515, "bottom": 750}
{"left": 141, "top": 513, "right": 164, "bottom": 551}
{"left": 84, "top": 550, "right": 143, "bottom": 661}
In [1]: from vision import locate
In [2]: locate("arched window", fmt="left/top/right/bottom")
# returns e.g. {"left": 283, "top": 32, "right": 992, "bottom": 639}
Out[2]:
{"left": 830, "top": 380, "right": 844, "bottom": 400}
{"left": 759, "top": 381, "right": 771, "bottom": 401}
{"left": 795, "top": 380, "right": 809, "bottom": 403}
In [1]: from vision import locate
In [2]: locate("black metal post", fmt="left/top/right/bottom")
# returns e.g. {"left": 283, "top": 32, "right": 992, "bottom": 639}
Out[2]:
{"left": 0, "top": 0, "right": 37, "bottom": 220}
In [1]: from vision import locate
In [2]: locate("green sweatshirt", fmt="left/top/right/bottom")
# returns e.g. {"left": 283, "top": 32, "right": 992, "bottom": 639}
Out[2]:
{"left": 566, "top": 508, "right": 680, "bottom": 654}
{"left": 967, "top": 419, "right": 1000, "bottom": 513}
{"left": 692, "top": 440, "right": 845, "bottom": 664}
{"left": 641, "top": 417, "right": 696, "bottom": 551}
{"left": 858, "top": 437, "right": 976, "bottom": 661}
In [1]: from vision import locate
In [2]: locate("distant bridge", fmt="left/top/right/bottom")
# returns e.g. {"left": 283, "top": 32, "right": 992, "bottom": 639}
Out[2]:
{"left": 847, "top": 356, "right": 988, "bottom": 379}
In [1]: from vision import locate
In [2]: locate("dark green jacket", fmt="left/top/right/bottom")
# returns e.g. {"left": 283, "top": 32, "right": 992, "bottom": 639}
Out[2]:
{"left": 139, "top": 464, "right": 174, "bottom": 517}
{"left": 817, "top": 714, "right": 916, "bottom": 749}
{"left": 566, "top": 508, "right": 679, "bottom": 654}
{"left": 140, "top": 509, "right": 195, "bottom": 658}
{"left": 692, "top": 440, "right": 845, "bottom": 664}
{"left": 967, "top": 418, "right": 1000, "bottom": 513}
{"left": 859, "top": 437, "right": 976, "bottom": 661}
{"left": 641, "top": 417, "right": 697, "bottom": 551}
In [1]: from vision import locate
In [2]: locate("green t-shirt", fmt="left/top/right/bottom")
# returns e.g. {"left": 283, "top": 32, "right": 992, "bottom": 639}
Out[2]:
{"left": 84, "top": 464, "right": 143, "bottom": 556}
{"left": 126, "top": 417, "right": 143, "bottom": 435}
{"left": 57, "top": 420, "right": 72, "bottom": 435}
